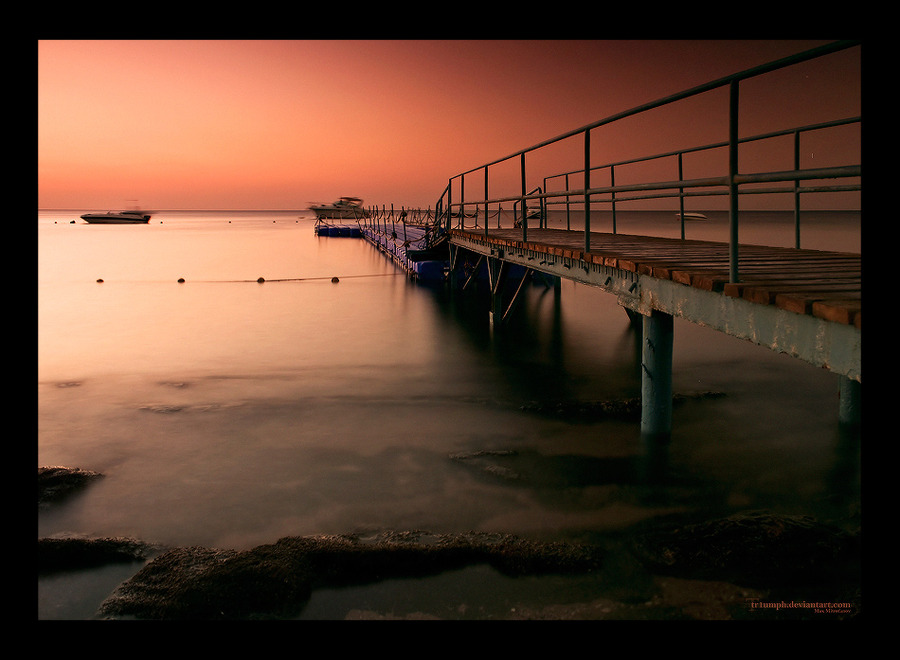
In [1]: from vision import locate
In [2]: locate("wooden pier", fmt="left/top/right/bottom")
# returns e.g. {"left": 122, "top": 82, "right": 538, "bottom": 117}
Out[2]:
{"left": 433, "top": 41, "right": 861, "bottom": 440}
{"left": 447, "top": 226, "right": 861, "bottom": 440}
{"left": 449, "top": 227, "right": 861, "bottom": 328}
{"left": 342, "top": 41, "right": 862, "bottom": 440}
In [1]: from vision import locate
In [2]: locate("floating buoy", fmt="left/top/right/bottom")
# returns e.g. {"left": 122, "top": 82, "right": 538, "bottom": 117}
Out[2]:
{"left": 331, "top": 276, "right": 340, "bottom": 283}
{"left": 177, "top": 278, "right": 185, "bottom": 283}
{"left": 257, "top": 277, "right": 265, "bottom": 283}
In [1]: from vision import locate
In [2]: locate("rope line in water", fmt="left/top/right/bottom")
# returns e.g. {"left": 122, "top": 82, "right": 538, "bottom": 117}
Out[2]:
{"left": 95, "top": 273, "right": 402, "bottom": 284}
{"left": 241, "top": 273, "right": 402, "bottom": 283}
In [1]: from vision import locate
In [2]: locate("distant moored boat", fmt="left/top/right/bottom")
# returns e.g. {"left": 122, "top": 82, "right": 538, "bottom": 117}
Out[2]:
{"left": 81, "top": 210, "right": 151, "bottom": 224}
{"left": 674, "top": 212, "right": 708, "bottom": 221}
{"left": 309, "top": 197, "right": 370, "bottom": 219}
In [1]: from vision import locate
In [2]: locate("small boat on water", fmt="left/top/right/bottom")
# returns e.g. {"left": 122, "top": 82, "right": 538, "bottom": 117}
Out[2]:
{"left": 81, "top": 210, "right": 152, "bottom": 224}
{"left": 674, "top": 212, "right": 708, "bottom": 221}
{"left": 309, "top": 197, "right": 370, "bottom": 219}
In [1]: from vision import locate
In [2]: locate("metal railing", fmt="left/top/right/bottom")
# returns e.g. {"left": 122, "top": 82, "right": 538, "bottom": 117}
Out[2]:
{"left": 436, "top": 40, "right": 860, "bottom": 283}
{"left": 357, "top": 204, "right": 448, "bottom": 252}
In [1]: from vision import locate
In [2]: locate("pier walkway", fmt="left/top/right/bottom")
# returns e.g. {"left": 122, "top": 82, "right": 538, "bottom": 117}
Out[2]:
{"left": 446, "top": 223, "right": 860, "bottom": 441}
{"left": 449, "top": 226, "right": 860, "bottom": 328}
{"left": 448, "top": 226, "right": 860, "bottom": 377}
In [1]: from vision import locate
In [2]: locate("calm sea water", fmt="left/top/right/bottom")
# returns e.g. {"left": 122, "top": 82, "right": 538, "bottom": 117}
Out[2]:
{"left": 37, "top": 209, "right": 861, "bottom": 619}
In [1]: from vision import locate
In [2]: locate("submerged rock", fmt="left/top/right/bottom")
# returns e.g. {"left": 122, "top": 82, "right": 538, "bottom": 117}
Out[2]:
{"left": 629, "top": 512, "right": 860, "bottom": 587}
{"left": 520, "top": 391, "right": 725, "bottom": 422}
{"left": 39, "top": 536, "right": 164, "bottom": 574}
{"left": 98, "top": 531, "right": 604, "bottom": 620}
{"left": 38, "top": 466, "right": 103, "bottom": 506}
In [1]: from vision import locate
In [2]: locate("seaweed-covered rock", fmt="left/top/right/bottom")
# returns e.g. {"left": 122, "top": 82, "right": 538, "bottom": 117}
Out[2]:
{"left": 98, "top": 531, "right": 604, "bottom": 620}
{"left": 38, "top": 466, "right": 102, "bottom": 506}
{"left": 629, "top": 512, "right": 859, "bottom": 587}
{"left": 38, "top": 536, "right": 163, "bottom": 574}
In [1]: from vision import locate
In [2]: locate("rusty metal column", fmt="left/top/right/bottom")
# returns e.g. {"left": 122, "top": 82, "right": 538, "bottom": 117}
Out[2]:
{"left": 839, "top": 376, "right": 861, "bottom": 428}
{"left": 488, "top": 257, "right": 503, "bottom": 328}
{"left": 641, "top": 310, "right": 674, "bottom": 442}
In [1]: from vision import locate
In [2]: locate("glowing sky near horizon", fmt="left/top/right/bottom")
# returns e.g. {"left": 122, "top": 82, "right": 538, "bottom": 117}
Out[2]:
{"left": 37, "top": 40, "right": 860, "bottom": 211}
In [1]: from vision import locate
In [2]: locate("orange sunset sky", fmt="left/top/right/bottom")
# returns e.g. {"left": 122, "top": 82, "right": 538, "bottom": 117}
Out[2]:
{"left": 37, "top": 40, "right": 860, "bottom": 211}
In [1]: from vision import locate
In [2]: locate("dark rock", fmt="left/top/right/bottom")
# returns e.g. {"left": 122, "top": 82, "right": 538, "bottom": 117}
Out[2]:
{"left": 629, "top": 512, "right": 859, "bottom": 587}
{"left": 38, "top": 466, "right": 103, "bottom": 506}
{"left": 520, "top": 391, "right": 725, "bottom": 422}
{"left": 38, "top": 536, "right": 163, "bottom": 574}
{"left": 98, "top": 531, "right": 604, "bottom": 620}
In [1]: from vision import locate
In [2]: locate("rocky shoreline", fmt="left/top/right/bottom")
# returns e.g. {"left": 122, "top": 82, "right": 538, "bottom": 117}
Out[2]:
{"left": 38, "top": 465, "right": 861, "bottom": 620}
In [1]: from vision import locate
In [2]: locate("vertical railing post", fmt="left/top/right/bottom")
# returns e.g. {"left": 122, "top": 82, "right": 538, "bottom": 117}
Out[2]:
{"left": 610, "top": 164, "right": 617, "bottom": 235}
{"left": 793, "top": 129, "right": 801, "bottom": 249}
{"left": 447, "top": 179, "right": 452, "bottom": 231}
{"left": 484, "top": 165, "right": 489, "bottom": 238}
{"left": 520, "top": 152, "right": 527, "bottom": 242}
{"left": 460, "top": 175, "right": 465, "bottom": 230}
{"left": 565, "top": 173, "right": 571, "bottom": 230}
{"left": 728, "top": 80, "right": 740, "bottom": 284}
{"left": 677, "top": 152, "right": 685, "bottom": 240}
{"left": 584, "top": 128, "right": 591, "bottom": 253}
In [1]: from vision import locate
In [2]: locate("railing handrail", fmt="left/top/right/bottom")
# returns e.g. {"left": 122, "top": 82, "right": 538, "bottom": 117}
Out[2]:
{"left": 437, "top": 40, "right": 860, "bottom": 282}
{"left": 543, "top": 116, "right": 860, "bottom": 183}
{"left": 461, "top": 164, "right": 861, "bottom": 208}
{"left": 450, "top": 40, "right": 859, "bottom": 179}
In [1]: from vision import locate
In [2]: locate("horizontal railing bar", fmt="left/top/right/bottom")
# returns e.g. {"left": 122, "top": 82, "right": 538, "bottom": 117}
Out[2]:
{"left": 734, "top": 165, "right": 861, "bottom": 185}
{"left": 449, "top": 164, "right": 860, "bottom": 210}
{"left": 451, "top": 182, "right": 862, "bottom": 210}
{"left": 451, "top": 40, "right": 859, "bottom": 180}
{"left": 449, "top": 177, "right": 862, "bottom": 211}
{"left": 545, "top": 116, "right": 860, "bottom": 182}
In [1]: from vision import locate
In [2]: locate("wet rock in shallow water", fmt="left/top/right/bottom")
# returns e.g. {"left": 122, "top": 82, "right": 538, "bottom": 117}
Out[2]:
{"left": 629, "top": 512, "right": 859, "bottom": 587}
{"left": 520, "top": 392, "right": 725, "bottom": 422}
{"left": 38, "top": 466, "right": 103, "bottom": 506}
{"left": 450, "top": 450, "right": 521, "bottom": 480}
{"left": 38, "top": 536, "right": 164, "bottom": 573}
{"left": 98, "top": 531, "right": 604, "bottom": 620}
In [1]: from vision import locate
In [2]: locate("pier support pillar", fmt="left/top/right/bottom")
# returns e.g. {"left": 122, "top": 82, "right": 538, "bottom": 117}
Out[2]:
{"left": 488, "top": 257, "right": 503, "bottom": 327}
{"left": 448, "top": 244, "right": 459, "bottom": 289}
{"left": 838, "top": 375, "right": 861, "bottom": 428}
{"left": 641, "top": 310, "right": 674, "bottom": 442}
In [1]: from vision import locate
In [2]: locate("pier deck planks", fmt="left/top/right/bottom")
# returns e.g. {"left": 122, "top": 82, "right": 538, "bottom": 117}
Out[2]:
{"left": 450, "top": 228, "right": 861, "bottom": 328}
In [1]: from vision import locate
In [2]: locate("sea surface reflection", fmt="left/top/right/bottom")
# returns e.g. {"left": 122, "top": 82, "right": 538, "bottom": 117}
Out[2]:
{"left": 37, "top": 209, "right": 860, "bottom": 619}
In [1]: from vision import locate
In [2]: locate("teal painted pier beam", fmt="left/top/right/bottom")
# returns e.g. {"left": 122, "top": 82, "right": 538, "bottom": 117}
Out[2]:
{"left": 448, "top": 227, "right": 861, "bottom": 439}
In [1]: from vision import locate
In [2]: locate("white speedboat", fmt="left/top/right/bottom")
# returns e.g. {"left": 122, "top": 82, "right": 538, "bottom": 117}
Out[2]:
{"left": 309, "top": 197, "right": 369, "bottom": 219}
{"left": 81, "top": 210, "right": 152, "bottom": 224}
